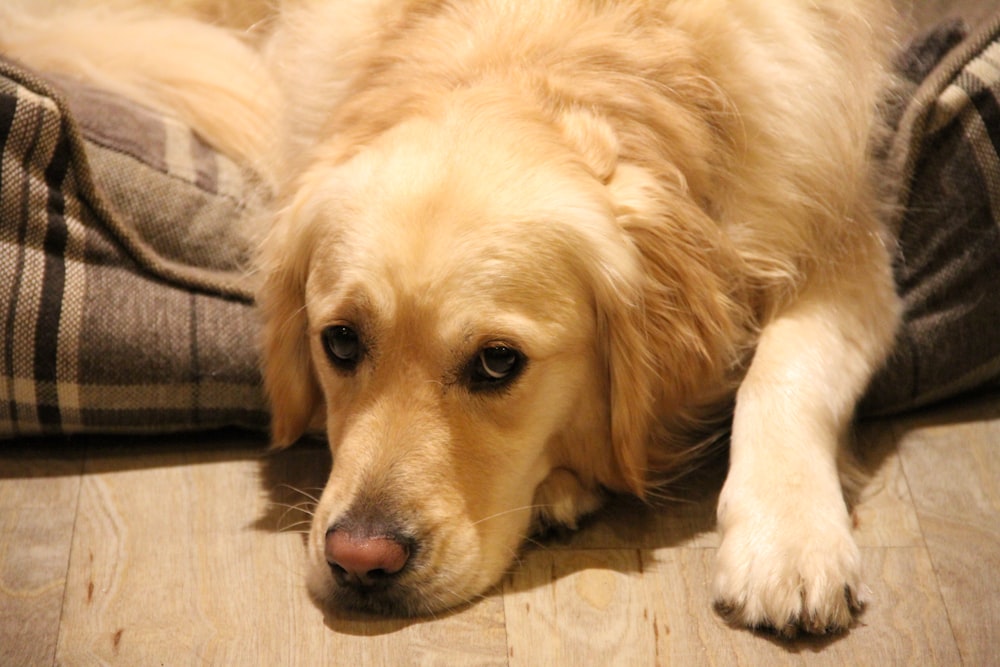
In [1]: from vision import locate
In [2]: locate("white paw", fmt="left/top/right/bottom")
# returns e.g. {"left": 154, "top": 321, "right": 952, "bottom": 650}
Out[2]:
{"left": 530, "top": 468, "right": 604, "bottom": 534}
{"left": 713, "top": 482, "right": 867, "bottom": 637}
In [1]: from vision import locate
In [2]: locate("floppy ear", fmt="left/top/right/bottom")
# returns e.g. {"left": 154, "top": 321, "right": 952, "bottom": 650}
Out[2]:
{"left": 257, "top": 193, "right": 324, "bottom": 449}
{"left": 597, "top": 164, "right": 744, "bottom": 496}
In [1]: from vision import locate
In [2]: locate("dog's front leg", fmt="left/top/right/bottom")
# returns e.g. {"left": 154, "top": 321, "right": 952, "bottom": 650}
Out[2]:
{"left": 713, "top": 267, "right": 898, "bottom": 636}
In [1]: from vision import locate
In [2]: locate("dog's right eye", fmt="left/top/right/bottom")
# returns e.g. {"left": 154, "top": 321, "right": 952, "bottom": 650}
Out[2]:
{"left": 322, "top": 325, "right": 362, "bottom": 371}
{"left": 468, "top": 344, "right": 525, "bottom": 391}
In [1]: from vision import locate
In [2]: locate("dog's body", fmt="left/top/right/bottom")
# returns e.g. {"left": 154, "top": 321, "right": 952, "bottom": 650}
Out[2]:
{"left": 2, "top": 0, "right": 902, "bottom": 636}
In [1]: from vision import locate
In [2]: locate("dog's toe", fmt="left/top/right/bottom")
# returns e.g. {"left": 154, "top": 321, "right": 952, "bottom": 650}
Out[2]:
{"left": 713, "top": 573, "right": 867, "bottom": 637}
{"left": 713, "top": 505, "right": 867, "bottom": 637}
{"left": 714, "top": 588, "right": 864, "bottom": 639}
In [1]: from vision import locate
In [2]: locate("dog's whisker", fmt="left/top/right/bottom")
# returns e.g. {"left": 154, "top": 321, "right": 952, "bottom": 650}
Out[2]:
{"left": 277, "top": 528, "right": 312, "bottom": 537}
{"left": 272, "top": 508, "right": 314, "bottom": 521}
{"left": 275, "top": 483, "right": 323, "bottom": 504}
{"left": 268, "top": 499, "right": 318, "bottom": 533}
{"left": 270, "top": 498, "right": 317, "bottom": 511}
{"left": 504, "top": 543, "right": 526, "bottom": 569}
{"left": 278, "top": 521, "right": 312, "bottom": 535}
{"left": 519, "top": 534, "right": 548, "bottom": 550}
{"left": 270, "top": 500, "right": 317, "bottom": 521}
{"left": 470, "top": 504, "right": 549, "bottom": 528}
{"left": 273, "top": 520, "right": 315, "bottom": 535}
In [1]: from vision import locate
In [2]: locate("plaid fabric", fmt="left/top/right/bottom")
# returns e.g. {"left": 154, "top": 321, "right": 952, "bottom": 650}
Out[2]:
{"left": 864, "top": 13, "right": 1000, "bottom": 414}
{"left": 2, "top": 13, "right": 1000, "bottom": 438}
{"left": 0, "top": 58, "right": 268, "bottom": 437}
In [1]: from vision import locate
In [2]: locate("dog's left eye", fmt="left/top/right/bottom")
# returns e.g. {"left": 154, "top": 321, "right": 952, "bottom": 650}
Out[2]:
{"left": 470, "top": 344, "right": 524, "bottom": 389}
{"left": 322, "top": 325, "right": 362, "bottom": 371}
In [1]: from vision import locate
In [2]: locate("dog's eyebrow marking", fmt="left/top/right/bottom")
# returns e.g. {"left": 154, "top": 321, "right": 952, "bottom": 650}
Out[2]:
{"left": 311, "top": 282, "right": 385, "bottom": 330}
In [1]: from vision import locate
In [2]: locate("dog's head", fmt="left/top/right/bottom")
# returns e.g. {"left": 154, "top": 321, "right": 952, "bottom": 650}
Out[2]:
{"left": 258, "top": 91, "right": 739, "bottom": 615}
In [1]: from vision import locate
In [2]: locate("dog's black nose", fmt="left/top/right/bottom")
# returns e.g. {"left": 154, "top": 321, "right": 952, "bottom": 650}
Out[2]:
{"left": 325, "top": 528, "right": 411, "bottom": 587}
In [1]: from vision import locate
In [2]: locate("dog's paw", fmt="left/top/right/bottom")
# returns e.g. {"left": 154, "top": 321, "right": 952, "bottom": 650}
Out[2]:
{"left": 713, "top": 486, "right": 867, "bottom": 637}
{"left": 530, "top": 468, "right": 604, "bottom": 535}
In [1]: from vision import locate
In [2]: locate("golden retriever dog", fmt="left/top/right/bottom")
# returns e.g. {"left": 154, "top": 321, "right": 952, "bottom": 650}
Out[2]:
{"left": 2, "top": 0, "right": 902, "bottom": 636}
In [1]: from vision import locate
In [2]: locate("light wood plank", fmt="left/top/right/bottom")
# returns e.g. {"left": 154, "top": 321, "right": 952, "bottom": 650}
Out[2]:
{"left": 503, "top": 548, "right": 657, "bottom": 666}
{"left": 0, "top": 508, "right": 75, "bottom": 667}
{"left": 311, "top": 600, "right": 509, "bottom": 667}
{"left": 504, "top": 544, "right": 960, "bottom": 666}
{"left": 0, "top": 444, "right": 83, "bottom": 667}
{"left": 851, "top": 421, "right": 924, "bottom": 548}
{"left": 55, "top": 436, "right": 508, "bottom": 666}
{"left": 0, "top": 443, "right": 83, "bottom": 509}
{"left": 897, "top": 397, "right": 1000, "bottom": 667}
{"left": 640, "top": 547, "right": 960, "bottom": 666}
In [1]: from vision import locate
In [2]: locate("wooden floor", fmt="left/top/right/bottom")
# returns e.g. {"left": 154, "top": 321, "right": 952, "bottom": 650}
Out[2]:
{"left": 1, "top": 391, "right": 997, "bottom": 665}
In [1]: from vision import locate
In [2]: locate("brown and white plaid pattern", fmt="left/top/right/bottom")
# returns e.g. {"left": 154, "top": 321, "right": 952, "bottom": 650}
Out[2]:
{"left": 0, "top": 59, "right": 267, "bottom": 437}
{"left": 863, "top": 13, "right": 1000, "bottom": 414}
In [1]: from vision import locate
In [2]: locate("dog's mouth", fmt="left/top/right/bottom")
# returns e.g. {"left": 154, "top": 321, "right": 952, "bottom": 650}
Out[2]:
{"left": 319, "top": 565, "right": 432, "bottom": 617}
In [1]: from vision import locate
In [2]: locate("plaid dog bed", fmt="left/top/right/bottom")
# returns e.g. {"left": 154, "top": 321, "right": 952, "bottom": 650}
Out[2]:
{"left": 863, "top": 13, "right": 1000, "bottom": 414}
{"left": 0, "top": 59, "right": 267, "bottom": 436}
{"left": 1, "top": 14, "right": 1000, "bottom": 438}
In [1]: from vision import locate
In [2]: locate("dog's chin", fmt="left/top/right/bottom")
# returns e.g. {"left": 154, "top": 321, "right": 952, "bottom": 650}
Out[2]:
{"left": 305, "top": 549, "right": 508, "bottom": 618}
{"left": 305, "top": 565, "right": 457, "bottom": 618}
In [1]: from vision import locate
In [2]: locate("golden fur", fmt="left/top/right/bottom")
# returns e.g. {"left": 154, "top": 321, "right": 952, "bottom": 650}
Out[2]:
{"left": 2, "top": 0, "right": 902, "bottom": 636}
